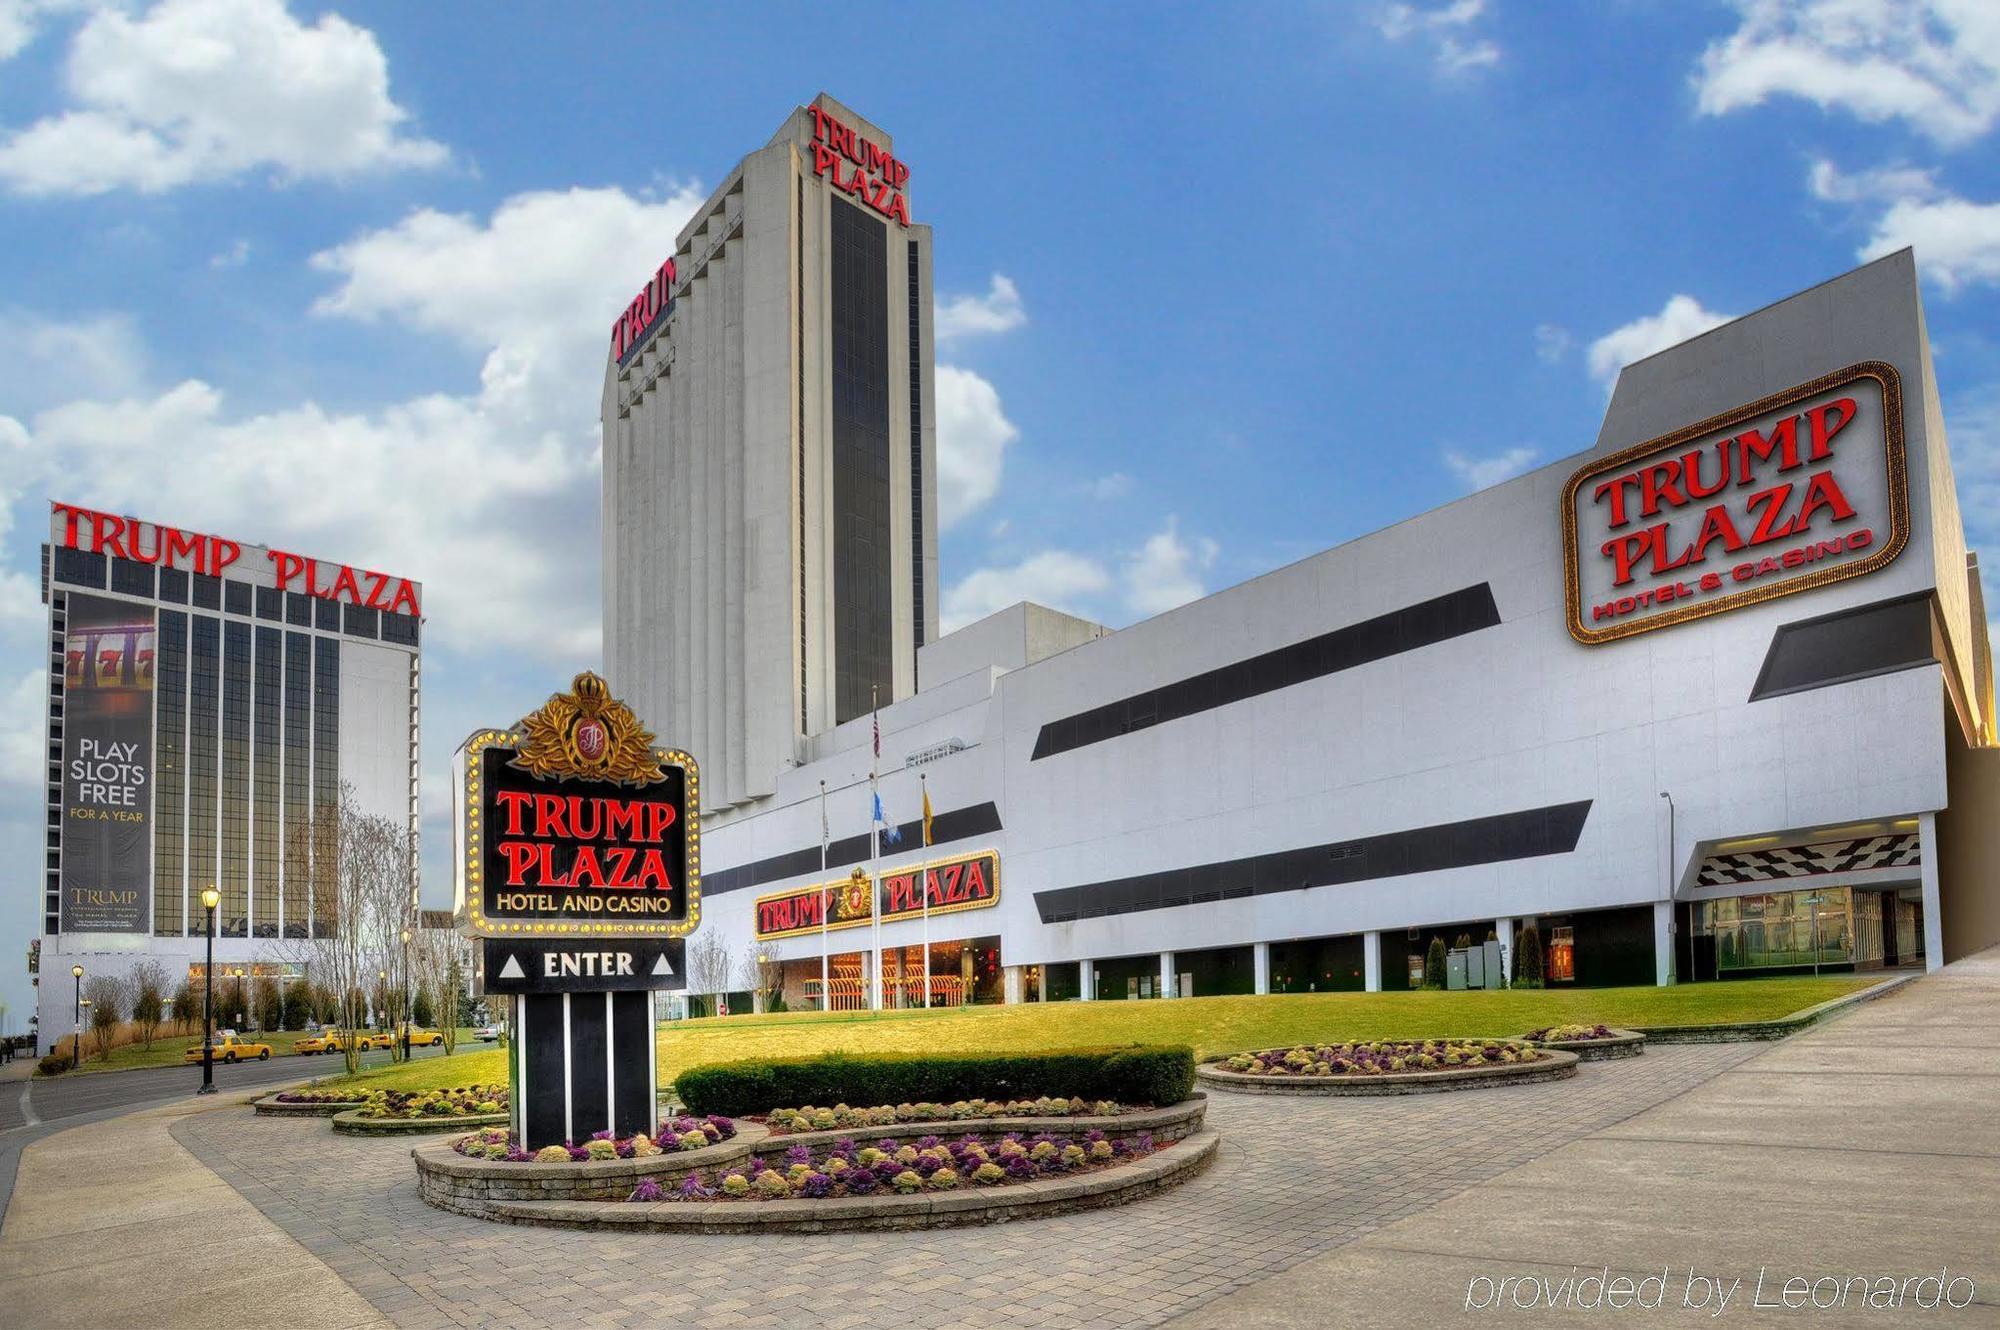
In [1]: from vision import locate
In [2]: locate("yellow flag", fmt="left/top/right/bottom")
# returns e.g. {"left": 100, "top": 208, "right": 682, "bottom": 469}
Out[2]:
{"left": 921, "top": 785, "right": 934, "bottom": 847}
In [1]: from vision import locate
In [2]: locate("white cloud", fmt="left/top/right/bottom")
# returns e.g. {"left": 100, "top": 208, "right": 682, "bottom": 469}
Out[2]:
{"left": 3, "top": 184, "right": 705, "bottom": 661}
{"left": 935, "top": 364, "right": 1018, "bottom": 529}
{"left": 1443, "top": 445, "right": 1538, "bottom": 490}
{"left": 209, "top": 237, "right": 250, "bottom": 268}
{"left": 0, "top": 307, "right": 147, "bottom": 410}
{"left": 1808, "top": 158, "right": 1941, "bottom": 204}
{"left": 1859, "top": 188, "right": 2000, "bottom": 292}
{"left": 1377, "top": 0, "right": 1501, "bottom": 73}
{"left": 1123, "top": 517, "right": 1219, "bottom": 618}
{"left": 1586, "top": 295, "right": 1733, "bottom": 388}
{"left": 1695, "top": 0, "right": 2000, "bottom": 146}
{"left": 0, "top": 0, "right": 446, "bottom": 196}
{"left": 1087, "top": 472, "right": 1134, "bottom": 500}
{"left": 0, "top": 0, "right": 83, "bottom": 61}
{"left": 1533, "top": 323, "right": 1572, "bottom": 364}
{"left": 941, "top": 549, "right": 1110, "bottom": 633}
{"left": 935, "top": 273, "right": 1026, "bottom": 340}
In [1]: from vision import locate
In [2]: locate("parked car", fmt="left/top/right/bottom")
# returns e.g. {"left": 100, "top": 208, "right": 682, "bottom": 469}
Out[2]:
{"left": 185, "top": 1034, "right": 273, "bottom": 1064}
{"left": 293, "top": 1030, "right": 353, "bottom": 1055}
{"left": 475, "top": 1025, "right": 502, "bottom": 1042}
{"left": 397, "top": 1025, "right": 446, "bottom": 1048}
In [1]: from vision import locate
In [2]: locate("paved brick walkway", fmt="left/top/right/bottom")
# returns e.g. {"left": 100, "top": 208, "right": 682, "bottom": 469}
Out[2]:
{"left": 171, "top": 1044, "right": 1756, "bottom": 1330}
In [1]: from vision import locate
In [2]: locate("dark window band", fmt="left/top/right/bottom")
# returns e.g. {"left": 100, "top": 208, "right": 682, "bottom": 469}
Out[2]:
{"left": 1033, "top": 800, "right": 1591, "bottom": 924}
{"left": 703, "top": 800, "right": 1003, "bottom": 897}
{"left": 1749, "top": 591, "right": 1936, "bottom": 702}
{"left": 1031, "top": 584, "right": 1501, "bottom": 761}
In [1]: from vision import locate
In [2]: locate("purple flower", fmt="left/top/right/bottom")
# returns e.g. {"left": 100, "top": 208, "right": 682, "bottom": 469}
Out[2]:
{"left": 873, "top": 1161, "right": 902, "bottom": 1182}
{"left": 591, "top": 1129, "right": 614, "bottom": 1142}
{"left": 917, "top": 1134, "right": 941, "bottom": 1150}
{"left": 629, "top": 1179, "right": 664, "bottom": 1202}
{"left": 566, "top": 1145, "right": 590, "bottom": 1161}
{"left": 1135, "top": 1133, "right": 1155, "bottom": 1154}
{"left": 748, "top": 1156, "right": 767, "bottom": 1175}
{"left": 914, "top": 1156, "right": 940, "bottom": 1177}
{"left": 832, "top": 1136, "right": 857, "bottom": 1155}
{"left": 1111, "top": 1139, "right": 1131, "bottom": 1157}
{"left": 670, "top": 1116, "right": 696, "bottom": 1134}
{"left": 1004, "top": 1155, "right": 1037, "bottom": 1180}
{"left": 1085, "top": 1129, "right": 1106, "bottom": 1143}
{"left": 876, "top": 1139, "right": 898, "bottom": 1154}
{"left": 845, "top": 1168, "right": 878, "bottom": 1194}
{"left": 505, "top": 1148, "right": 531, "bottom": 1163}
{"left": 799, "top": 1171, "right": 832, "bottom": 1198}
{"left": 708, "top": 1116, "right": 735, "bottom": 1136}
{"left": 679, "top": 1172, "right": 713, "bottom": 1200}
{"left": 616, "top": 1140, "right": 636, "bottom": 1159}
{"left": 784, "top": 1144, "right": 811, "bottom": 1167}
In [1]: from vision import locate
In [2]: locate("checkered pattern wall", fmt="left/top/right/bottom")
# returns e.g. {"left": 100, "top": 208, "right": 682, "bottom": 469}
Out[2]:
{"left": 1694, "top": 833, "right": 1921, "bottom": 887}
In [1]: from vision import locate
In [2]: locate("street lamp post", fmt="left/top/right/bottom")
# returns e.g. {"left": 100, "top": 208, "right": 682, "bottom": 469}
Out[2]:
{"left": 376, "top": 969, "right": 388, "bottom": 1050}
{"left": 1804, "top": 894, "right": 1827, "bottom": 979}
{"left": 198, "top": 887, "right": 219, "bottom": 1093}
{"left": 78, "top": 998, "right": 91, "bottom": 1061}
{"left": 399, "top": 928, "right": 412, "bottom": 1060}
{"left": 70, "top": 964, "right": 83, "bottom": 1071}
{"left": 233, "top": 967, "right": 246, "bottom": 1032}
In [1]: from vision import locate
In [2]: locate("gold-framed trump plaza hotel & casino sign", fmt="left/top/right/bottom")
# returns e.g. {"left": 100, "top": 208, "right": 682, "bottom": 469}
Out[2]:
{"left": 455, "top": 671, "right": 698, "bottom": 1149}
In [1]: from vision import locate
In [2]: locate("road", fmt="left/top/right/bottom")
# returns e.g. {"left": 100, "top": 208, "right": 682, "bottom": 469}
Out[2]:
{"left": 0, "top": 1042, "right": 489, "bottom": 1226}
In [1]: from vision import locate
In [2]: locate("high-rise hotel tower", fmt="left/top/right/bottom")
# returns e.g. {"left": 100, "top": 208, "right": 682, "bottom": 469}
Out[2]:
{"left": 603, "top": 94, "right": 939, "bottom": 813}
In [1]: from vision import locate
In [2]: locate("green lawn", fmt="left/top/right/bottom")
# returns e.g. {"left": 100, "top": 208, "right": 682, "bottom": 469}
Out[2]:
{"left": 41, "top": 1026, "right": 485, "bottom": 1076}
{"left": 318, "top": 976, "right": 1872, "bottom": 1096}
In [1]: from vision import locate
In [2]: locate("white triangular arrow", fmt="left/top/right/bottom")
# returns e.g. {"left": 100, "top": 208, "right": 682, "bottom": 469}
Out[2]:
{"left": 497, "top": 954, "right": 525, "bottom": 980}
{"left": 651, "top": 954, "right": 675, "bottom": 977}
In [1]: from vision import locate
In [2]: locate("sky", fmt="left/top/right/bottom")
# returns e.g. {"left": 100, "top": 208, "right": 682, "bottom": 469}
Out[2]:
{"left": 3, "top": 0, "right": 1999, "bottom": 1031}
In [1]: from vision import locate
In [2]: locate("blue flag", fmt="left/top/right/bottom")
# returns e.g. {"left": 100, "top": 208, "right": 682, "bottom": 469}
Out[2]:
{"left": 874, "top": 791, "right": 901, "bottom": 844}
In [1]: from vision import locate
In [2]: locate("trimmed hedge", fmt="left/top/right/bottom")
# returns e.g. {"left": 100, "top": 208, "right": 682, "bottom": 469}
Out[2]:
{"left": 674, "top": 1045, "right": 1196, "bottom": 1117}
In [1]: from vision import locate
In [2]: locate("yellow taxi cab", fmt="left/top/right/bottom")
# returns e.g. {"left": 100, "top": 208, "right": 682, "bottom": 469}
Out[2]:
{"left": 294, "top": 1030, "right": 351, "bottom": 1056}
{"left": 398, "top": 1025, "right": 446, "bottom": 1048}
{"left": 185, "top": 1034, "right": 274, "bottom": 1064}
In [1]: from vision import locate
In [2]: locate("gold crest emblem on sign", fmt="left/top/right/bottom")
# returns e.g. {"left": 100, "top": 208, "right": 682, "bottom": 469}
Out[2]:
{"left": 510, "top": 671, "right": 668, "bottom": 786}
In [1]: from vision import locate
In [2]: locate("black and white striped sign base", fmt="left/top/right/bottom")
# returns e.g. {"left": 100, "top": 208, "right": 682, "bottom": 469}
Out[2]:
{"left": 511, "top": 991, "right": 657, "bottom": 1150}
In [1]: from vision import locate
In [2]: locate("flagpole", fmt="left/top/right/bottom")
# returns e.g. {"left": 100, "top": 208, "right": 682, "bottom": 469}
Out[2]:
{"left": 870, "top": 685, "right": 882, "bottom": 1012}
{"left": 818, "top": 779, "right": 829, "bottom": 1013}
{"left": 920, "top": 771, "right": 931, "bottom": 1011}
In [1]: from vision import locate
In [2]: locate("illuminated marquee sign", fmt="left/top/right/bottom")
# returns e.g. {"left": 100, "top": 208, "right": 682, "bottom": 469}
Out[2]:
{"left": 51, "top": 502, "right": 421, "bottom": 616}
{"left": 459, "top": 672, "right": 700, "bottom": 938}
{"left": 754, "top": 849, "right": 999, "bottom": 941}
{"left": 808, "top": 104, "right": 911, "bottom": 227}
{"left": 1563, "top": 362, "right": 1908, "bottom": 644}
{"left": 610, "top": 255, "right": 678, "bottom": 365}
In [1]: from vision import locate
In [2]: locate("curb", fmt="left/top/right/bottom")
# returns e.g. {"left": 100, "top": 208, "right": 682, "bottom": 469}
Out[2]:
{"left": 1196, "top": 1049, "right": 1579, "bottom": 1095}
{"left": 484, "top": 1130, "right": 1219, "bottom": 1233}
{"left": 1636, "top": 972, "right": 1919, "bottom": 1043}
{"left": 1521, "top": 1029, "right": 1645, "bottom": 1061}
{"left": 252, "top": 1093, "right": 366, "bottom": 1118}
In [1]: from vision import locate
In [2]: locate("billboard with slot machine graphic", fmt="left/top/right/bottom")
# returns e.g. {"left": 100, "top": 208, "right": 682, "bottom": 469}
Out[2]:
{"left": 60, "top": 593, "right": 155, "bottom": 932}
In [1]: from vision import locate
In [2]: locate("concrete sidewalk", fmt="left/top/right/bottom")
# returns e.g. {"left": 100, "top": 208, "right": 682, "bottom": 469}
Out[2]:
{"left": 1169, "top": 949, "right": 2000, "bottom": 1328}
{"left": 0, "top": 1096, "right": 387, "bottom": 1330}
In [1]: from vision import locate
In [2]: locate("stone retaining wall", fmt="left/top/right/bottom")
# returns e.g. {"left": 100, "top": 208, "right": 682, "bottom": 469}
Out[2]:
{"left": 1197, "top": 1050, "right": 1578, "bottom": 1095}
{"left": 1639, "top": 972, "right": 1917, "bottom": 1043}
{"left": 333, "top": 1108, "right": 510, "bottom": 1137}
{"left": 415, "top": 1099, "right": 1209, "bottom": 1220}
{"left": 482, "top": 1130, "right": 1220, "bottom": 1234}
{"left": 251, "top": 1095, "right": 364, "bottom": 1118}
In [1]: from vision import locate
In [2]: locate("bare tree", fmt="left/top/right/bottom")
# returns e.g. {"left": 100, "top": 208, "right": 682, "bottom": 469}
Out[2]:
{"left": 129, "top": 960, "right": 168, "bottom": 1049}
{"left": 684, "top": 931, "right": 732, "bottom": 1003}
{"left": 408, "top": 924, "right": 468, "bottom": 1056}
{"left": 169, "top": 977, "right": 199, "bottom": 1034}
{"left": 280, "top": 781, "right": 417, "bottom": 1076}
{"left": 83, "top": 974, "right": 127, "bottom": 1061}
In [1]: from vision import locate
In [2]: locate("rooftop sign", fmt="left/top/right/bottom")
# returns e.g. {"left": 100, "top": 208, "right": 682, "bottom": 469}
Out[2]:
{"left": 809, "top": 103, "right": 911, "bottom": 227}
{"left": 1562, "top": 362, "right": 1908, "bottom": 644}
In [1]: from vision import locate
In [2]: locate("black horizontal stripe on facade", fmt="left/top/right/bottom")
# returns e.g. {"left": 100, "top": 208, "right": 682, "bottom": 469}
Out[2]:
{"left": 1030, "top": 583, "right": 1502, "bottom": 761}
{"left": 702, "top": 801, "right": 1004, "bottom": 898}
{"left": 1033, "top": 800, "right": 1592, "bottom": 924}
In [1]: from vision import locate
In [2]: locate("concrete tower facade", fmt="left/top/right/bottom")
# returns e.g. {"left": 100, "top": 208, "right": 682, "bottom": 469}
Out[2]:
{"left": 603, "top": 94, "right": 938, "bottom": 813}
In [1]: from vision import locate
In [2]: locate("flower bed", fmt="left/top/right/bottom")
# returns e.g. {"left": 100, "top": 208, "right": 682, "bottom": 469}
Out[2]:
{"left": 630, "top": 1127, "right": 1157, "bottom": 1204}
{"left": 454, "top": 1115, "right": 736, "bottom": 1163}
{"left": 762, "top": 1097, "right": 1126, "bottom": 1134}
{"left": 1522, "top": 1024, "right": 1644, "bottom": 1061}
{"left": 328, "top": 1084, "right": 512, "bottom": 1136}
{"left": 1196, "top": 1041, "right": 1578, "bottom": 1095}
{"left": 413, "top": 1096, "right": 1210, "bottom": 1224}
{"left": 253, "top": 1090, "right": 366, "bottom": 1118}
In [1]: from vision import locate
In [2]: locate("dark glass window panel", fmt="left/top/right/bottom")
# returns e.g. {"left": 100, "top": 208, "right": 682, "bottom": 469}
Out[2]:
{"left": 186, "top": 615, "right": 220, "bottom": 932}
{"left": 1749, "top": 592, "right": 1936, "bottom": 702}
{"left": 110, "top": 556, "right": 155, "bottom": 597}
{"left": 153, "top": 610, "right": 187, "bottom": 936}
{"left": 158, "top": 566, "right": 189, "bottom": 603}
{"left": 829, "top": 196, "right": 893, "bottom": 725}
{"left": 700, "top": 802, "right": 1004, "bottom": 897}
{"left": 285, "top": 591, "right": 312, "bottom": 626}
{"left": 255, "top": 585, "right": 282, "bottom": 621}
{"left": 224, "top": 579, "right": 252, "bottom": 616}
{"left": 191, "top": 573, "right": 221, "bottom": 609}
{"left": 342, "top": 603, "right": 378, "bottom": 638}
{"left": 283, "top": 631, "right": 312, "bottom": 938}
{"left": 252, "top": 625, "right": 281, "bottom": 937}
{"left": 907, "top": 238, "right": 925, "bottom": 657}
{"left": 381, "top": 609, "right": 419, "bottom": 646}
{"left": 315, "top": 597, "right": 339, "bottom": 631}
{"left": 220, "top": 620, "right": 251, "bottom": 936}
{"left": 53, "top": 546, "right": 106, "bottom": 589}
{"left": 311, "top": 635, "right": 340, "bottom": 938}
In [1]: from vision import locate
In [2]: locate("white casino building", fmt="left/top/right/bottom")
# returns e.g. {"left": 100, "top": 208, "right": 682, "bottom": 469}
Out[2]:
{"left": 604, "top": 97, "right": 1998, "bottom": 1008}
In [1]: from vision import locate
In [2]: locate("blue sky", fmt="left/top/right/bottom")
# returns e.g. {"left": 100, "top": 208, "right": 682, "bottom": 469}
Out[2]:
{"left": 3, "top": 0, "right": 1998, "bottom": 1028}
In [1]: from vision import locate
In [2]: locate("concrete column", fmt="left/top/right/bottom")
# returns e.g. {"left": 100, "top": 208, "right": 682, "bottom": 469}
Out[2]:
{"left": 1003, "top": 965, "right": 1023, "bottom": 1006}
{"left": 1654, "top": 901, "right": 1675, "bottom": 986}
{"left": 1495, "top": 918, "right": 1514, "bottom": 987}
{"left": 1078, "top": 960, "right": 1095, "bottom": 1002}
{"left": 1363, "top": 931, "right": 1382, "bottom": 993}
{"left": 1253, "top": 942, "right": 1271, "bottom": 996}
{"left": 1920, "top": 812, "right": 1945, "bottom": 971}
{"left": 751, "top": 985, "right": 767, "bottom": 1015}
{"left": 1159, "top": 951, "right": 1176, "bottom": 999}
